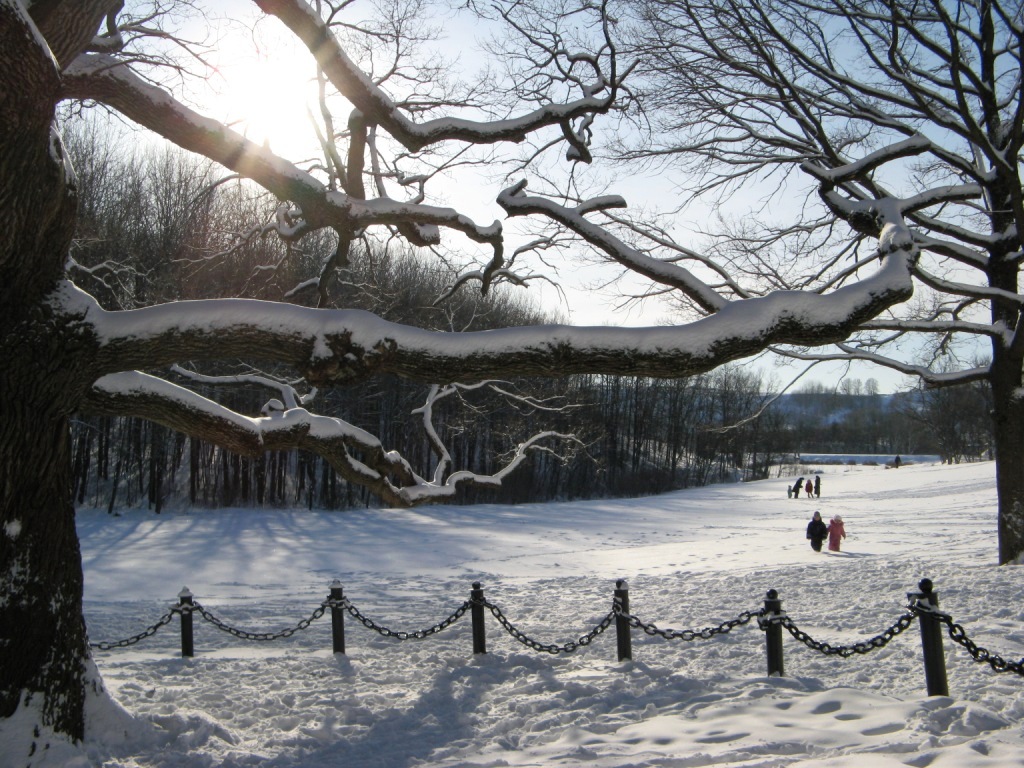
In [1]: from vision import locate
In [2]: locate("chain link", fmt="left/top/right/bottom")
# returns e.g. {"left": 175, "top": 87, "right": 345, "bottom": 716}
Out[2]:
{"left": 483, "top": 599, "right": 616, "bottom": 654}
{"left": 89, "top": 610, "right": 176, "bottom": 650}
{"left": 622, "top": 608, "right": 759, "bottom": 641}
{"left": 189, "top": 601, "right": 327, "bottom": 641}
{"left": 343, "top": 599, "right": 471, "bottom": 640}
{"left": 773, "top": 610, "right": 917, "bottom": 657}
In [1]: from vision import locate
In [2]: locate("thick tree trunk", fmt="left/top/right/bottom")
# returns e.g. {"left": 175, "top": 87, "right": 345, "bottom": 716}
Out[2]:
{"left": 0, "top": 337, "right": 90, "bottom": 742}
{"left": 0, "top": 0, "right": 110, "bottom": 747}
{"left": 986, "top": 158, "right": 1024, "bottom": 566}
{"left": 990, "top": 353, "right": 1024, "bottom": 565}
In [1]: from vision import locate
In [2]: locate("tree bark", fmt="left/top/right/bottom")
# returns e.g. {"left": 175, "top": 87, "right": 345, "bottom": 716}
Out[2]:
{"left": 0, "top": 331, "right": 90, "bottom": 741}
{"left": 990, "top": 368, "right": 1024, "bottom": 564}
{"left": 0, "top": 0, "right": 101, "bottom": 745}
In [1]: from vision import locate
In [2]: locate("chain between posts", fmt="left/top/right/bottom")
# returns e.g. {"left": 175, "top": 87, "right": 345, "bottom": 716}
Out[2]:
{"left": 917, "top": 605, "right": 1024, "bottom": 677}
{"left": 188, "top": 601, "right": 327, "bottom": 641}
{"left": 772, "top": 610, "right": 918, "bottom": 657}
{"left": 481, "top": 599, "right": 617, "bottom": 654}
{"left": 342, "top": 599, "right": 471, "bottom": 640}
{"left": 89, "top": 610, "right": 176, "bottom": 650}
{"left": 622, "top": 608, "right": 759, "bottom": 641}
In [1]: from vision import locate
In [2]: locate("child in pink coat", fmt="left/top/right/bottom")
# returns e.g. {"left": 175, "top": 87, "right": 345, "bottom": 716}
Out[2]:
{"left": 827, "top": 515, "right": 846, "bottom": 552}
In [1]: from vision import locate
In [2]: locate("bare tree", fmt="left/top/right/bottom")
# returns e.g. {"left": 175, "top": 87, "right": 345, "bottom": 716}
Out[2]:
{"left": 607, "top": 0, "right": 1024, "bottom": 564}
{"left": 0, "top": 0, "right": 928, "bottom": 750}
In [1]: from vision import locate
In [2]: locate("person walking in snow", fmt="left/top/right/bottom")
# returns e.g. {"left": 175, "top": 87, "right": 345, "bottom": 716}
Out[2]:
{"left": 814, "top": 475, "right": 821, "bottom": 498}
{"left": 805, "top": 478, "right": 813, "bottom": 498}
{"left": 806, "top": 511, "right": 828, "bottom": 552}
{"left": 793, "top": 477, "right": 803, "bottom": 498}
{"left": 827, "top": 514, "right": 847, "bottom": 552}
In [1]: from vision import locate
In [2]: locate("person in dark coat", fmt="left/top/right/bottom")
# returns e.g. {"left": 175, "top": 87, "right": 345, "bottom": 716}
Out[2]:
{"left": 814, "top": 475, "right": 821, "bottom": 498}
{"left": 806, "top": 510, "right": 827, "bottom": 552}
{"left": 793, "top": 477, "right": 804, "bottom": 498}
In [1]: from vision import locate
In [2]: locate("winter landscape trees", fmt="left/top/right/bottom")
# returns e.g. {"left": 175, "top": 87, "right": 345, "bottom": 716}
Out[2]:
{"left": 620, "top": 0, "right": 1024, "bottom": 565}
{"left": 1, "top": 0, "right": 1021, "bottom": 754}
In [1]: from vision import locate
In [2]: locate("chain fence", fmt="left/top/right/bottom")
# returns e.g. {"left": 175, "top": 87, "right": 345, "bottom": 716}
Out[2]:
{"left": 189, "top": 601, "right": 328, "bottom": 642}
{"left": 87, "top": 579, "right": 1024, "bottom": 696}
{"left": 343, "top": 598, "right": 471, "bottom": 641}
{"left": 773, "top": 611, "right": 918, "bottom": 657}
{"left": 922, "top": 604, "right": 1024, "bottom": 676}
{"left": 625, "top": 609, "right": 758, "bottom": 641}
{"left": 481, "top": 599, "right": 617, "bottom": 654}
{"left": 89, "top": 609, "right": 176, "bottom": 651}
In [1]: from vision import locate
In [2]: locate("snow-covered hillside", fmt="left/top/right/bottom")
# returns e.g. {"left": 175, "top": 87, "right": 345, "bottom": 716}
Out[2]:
{"left": 4, "top": 460, "right": 1023, "bottom": 767}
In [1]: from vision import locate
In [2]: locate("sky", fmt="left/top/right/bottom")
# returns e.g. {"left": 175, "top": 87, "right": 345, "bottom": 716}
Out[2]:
{"left": 4, "top": 458, "right": 1023, "bottom": 766}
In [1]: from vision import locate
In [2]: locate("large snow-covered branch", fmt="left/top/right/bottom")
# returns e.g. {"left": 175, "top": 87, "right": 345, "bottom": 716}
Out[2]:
{"left": 56, "top": 226, "right": 913, "bottom": 382}
{"left": 84, "top": 371, "right": 419, "bottom": 505}
{"left": 83, "top": 371, "right": 572, "bottom": 507}
{"left": 252, "top": 0, "right": 617, "bottom": 154}
{"left": 60, "top": 54, "right": 503, "bottom": 254}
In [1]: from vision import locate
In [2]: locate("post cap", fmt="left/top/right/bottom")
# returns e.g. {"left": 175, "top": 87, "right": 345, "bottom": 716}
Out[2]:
{"left": 472, "top": 581, "right": 482, "bottom": 590}
{"left": 616, "top": 579, "right": 628, "bottom": 589}
{"left": 919, "top": 578, "right": 934, "bottom": 593}
{"left": 329, "top": 579, "right": 342, "bottom": 588}
{"left": 766, "top": 589, "right": 779, "bottom": 600}
{"left": 178, "top": 587, "right": 193, "bottom": 598}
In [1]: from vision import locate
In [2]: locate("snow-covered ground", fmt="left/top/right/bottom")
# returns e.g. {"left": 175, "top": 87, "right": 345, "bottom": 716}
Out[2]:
{"left": 6, "top": 459, "right": 1024, "bottom": 767}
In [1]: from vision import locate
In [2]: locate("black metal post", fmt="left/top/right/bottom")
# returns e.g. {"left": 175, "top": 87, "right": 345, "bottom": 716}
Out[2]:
{"left": 178, "top": 587, "right": 194, "bottom": 658}
{"left": 763, "top": 589, "right": 784, "bottom": 677}
{"left": 614, "top": 579, "right": 632, "bottom": 661}
{"left": 329, "top": 580, "right": 345, "bottom": 654}
{"left": 471, "top": 582, "right": 486, "bottom": 655}
{"left": 910, "top": 578, "right": 949, "bottom": 697}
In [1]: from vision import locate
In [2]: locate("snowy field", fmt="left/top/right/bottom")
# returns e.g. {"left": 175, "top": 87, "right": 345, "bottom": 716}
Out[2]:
{"left": 6, "top": 459, "right": 1024, "bottom": 767}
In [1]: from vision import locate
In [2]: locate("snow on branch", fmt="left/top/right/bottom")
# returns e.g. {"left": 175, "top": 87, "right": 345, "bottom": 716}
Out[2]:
{"left": 83, "top": 370, "right": 574, "bottom": 507}
{"left": 56, "top": 194, "right": 914, "bottom": 382}
{"left": 412, "top": 381, "right": 579, "bottom": 486}
{"left": 403, "top": 429, "right": 574, "bottom": 504}
{"left": 800, "top": 135, "right": 932, "bottom": 185}
{"left": 498, "top": 181, "right": 729, "bottom": 313}
{"left": 169, "top": 364, "right": 315, "bottom": 412}
{"left": 60, "top": 54, "right": 504, "bottom": 255}
{"left": 253, "top": 0, "right": 619, "bottom": 154}
{"left": 912, "top": 265, "right": 1024, "bottom": 307}
{"left": 824, "top": 345, "right": 991, "bottom": 389}
{"left": 84, "top": 371, "right": 417, "bottom": 500}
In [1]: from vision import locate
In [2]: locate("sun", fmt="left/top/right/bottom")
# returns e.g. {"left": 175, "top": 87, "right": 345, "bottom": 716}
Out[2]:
{"left": 210, "top": 30, "right": 323, "bottom": 162}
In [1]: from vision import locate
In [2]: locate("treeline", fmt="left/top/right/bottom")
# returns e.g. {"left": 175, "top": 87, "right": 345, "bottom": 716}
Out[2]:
{"left": 65, "top": 118, "right": 993, "bottom": 512}
{"left": 781, "top": 379, "right": 993, "bottom": 464}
